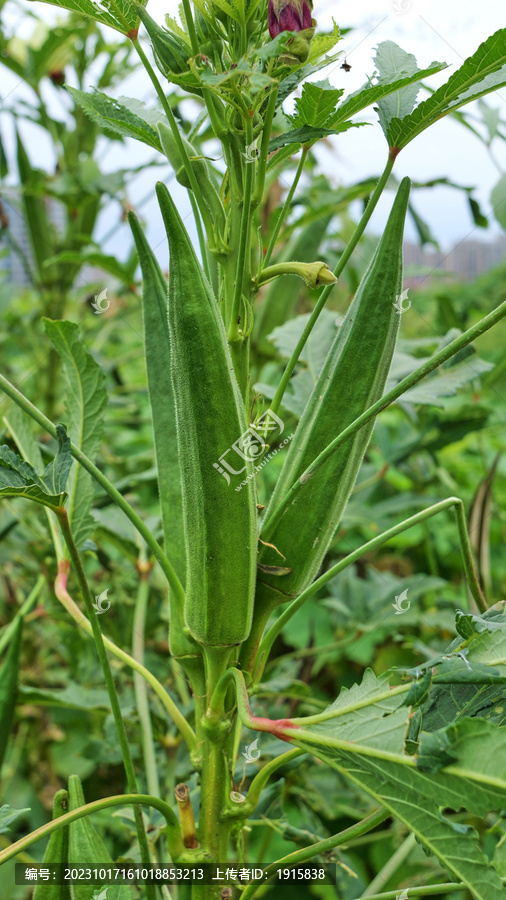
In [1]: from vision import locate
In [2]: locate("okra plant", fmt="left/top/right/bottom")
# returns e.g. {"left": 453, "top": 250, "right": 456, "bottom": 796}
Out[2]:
{"left": 2, "top": 0, "right": 506, "bottom": 897}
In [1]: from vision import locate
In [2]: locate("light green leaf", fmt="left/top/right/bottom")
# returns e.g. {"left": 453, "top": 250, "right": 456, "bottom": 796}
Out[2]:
{"left": 26, "top": 0, "right": 138, "bottom": 34}
{"left": 398, "top": 356, "right": 493, "bottom": 407}
{"left": 66, "top": 88, "right": 162, "bottom": 151}
{"left": 43, "top": 320, "right": 107, "bottom": 549}
{"left": 374, "top": 41, "right": 435, "bottom": 133}
{"left": 491, "top": 172, "right": 506, "bottom": 230}
{"left": 331, "top": 46, "right": 446, "bottom": 128}
{"left": 386, "top": 28, "right": 506, "bottom": 150}
{"left": 0, "top": 804, "right": 30, "bottom": 835}
{"left": 306, "top": 20, "right": 341, "bottom": 64}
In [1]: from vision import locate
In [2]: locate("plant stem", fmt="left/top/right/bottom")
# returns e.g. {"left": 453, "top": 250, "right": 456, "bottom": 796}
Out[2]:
{"left": 133, "top": 560, "right": 161, "bottom": 798}
{"left": 54, "top": 561, "right": 196, "bottom": 749}
{"left": 0, "top": 794, "right": 184, "bottom": 865}
{"left": 0, "top": 371, "right": 185, "bottom": 605}
{"left": 261, "top": 147, "right": 308, "bottom": 271}
{"left": 228, "top": 116, "right": 254, "bottom": 342}
{"left": 357, "top": 884, "right": 506, "bottom": 900}
{"left": 239, "top": 808, "right": 390, "bottom": 900}
{"left": 362, "top": 832, "right": 416, "bottom": 896}
{"left": 132, "top": 38, "right": 216, "bottom": 245}
{"left": 243, "top": 749, "right": 303, "bottom": 812}
{"left": 251, "top": 86, "right": 278, "bottom": 210}
{"left": 55, "top": 513, "right": 155, "bottom": 897}
{"left": 261, "top": 298, "right": 506, "bottom": 540}
{"left": 258, "top": 497, "right": 486, "bottom": 677}
{"left": 268, "top": 155, "right": 394, "bottom": 416}
{"left": 0, "top": 573, "right": 45, "bottom": 655}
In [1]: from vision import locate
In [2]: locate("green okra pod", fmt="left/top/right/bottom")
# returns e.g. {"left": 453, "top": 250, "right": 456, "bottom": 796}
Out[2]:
{"left": 256, "top": 177, "right": 412, "bottom": 610}
{"left": 157, "top": 182, "right": 257, "bottom": 647}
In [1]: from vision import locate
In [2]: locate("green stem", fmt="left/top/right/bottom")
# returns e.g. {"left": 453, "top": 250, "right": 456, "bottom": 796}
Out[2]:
{"left": 55, "top": 513, "right": 155, "bottom": 897}
{"left": 228, "top": 116, "right": 254, "bottom": 341}
{"left": 258, "top": 497, "right": 486, "bottom": 678}
{"left": 54, "top": 561, "right": 196, "bottom": 749}
{"left": 0, "top": 794, "right": 184, "bottom": 865}
{"left": 0, "top": 371, "right": 185, "bottom": 606}
{"left": 252, "top": 86, "right": 279, "bottom": 210}
{"left": 243, "top": 749, "right": 303, "bottom": 813}
{"left": 132, "top": 38, "right": 216, "bottom": 245}
{"left": 261, "top": 147, "right": 308, "bottom": 271}
{"left": 362, "top": 832, "right": 416, "bottom": 897}
{"left": 239, "top": 808, "right": 390, "bottom": 900}
{"left": 0, "top": 574, "right": 45, "bottom": 655}
{"left": 357, "top": 884, "right": 506, "bottom": 900}
{"left": 268, "top": 155, "right": 394, "bottom": 416}
{"left": 262, "top": 299, "right": 506, "bottom": 539}
{"left": 180, "top": 0, "right": 199, "bottom": 55}
{"left": 133, "top": 561, "right": 161, "bottom": 799}
{"left": 189, "top": 192, "right": 211, "bottom": 282}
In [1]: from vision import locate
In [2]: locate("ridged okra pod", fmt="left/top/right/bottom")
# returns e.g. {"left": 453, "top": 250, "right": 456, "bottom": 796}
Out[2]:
{"left": 256, "top": 177, "right": 411, "bottom": 609}
{"left": 156, "top": 182, "right": 257, "bottom": 647}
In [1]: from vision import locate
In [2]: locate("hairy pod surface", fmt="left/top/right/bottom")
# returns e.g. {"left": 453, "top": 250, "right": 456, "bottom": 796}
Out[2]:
{"left": 128, "top": 212, "right": 204, "bottom": 681}
{"left": 157, "top": 182, "right": 257, "bottom": 647}
{"left": 33, "top": 790, "right": 69, "bottom": 899}
{"left": 257, "top": 177, "right": 411, "bottom": 607}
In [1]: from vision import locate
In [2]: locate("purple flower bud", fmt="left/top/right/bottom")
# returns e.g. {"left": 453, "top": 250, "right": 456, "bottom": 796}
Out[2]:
{"left": 268, "top": 0, "right": 312, "bottom": 39}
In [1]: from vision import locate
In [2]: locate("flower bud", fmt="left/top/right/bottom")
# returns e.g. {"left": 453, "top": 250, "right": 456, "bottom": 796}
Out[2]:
{"left": 268, "top": 0, "right": 312, "bottom": 37}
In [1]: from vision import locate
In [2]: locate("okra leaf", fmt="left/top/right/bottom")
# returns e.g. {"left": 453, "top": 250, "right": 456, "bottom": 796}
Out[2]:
{"left": 398, "top": 356, "right": 493, "bottom": 407}
{"left": 0, "top": 804, "right": 30, "bottom": 834}
{"left": 66, "top": 88, "right": 162, "bottom": 151}
{"left": 286, "top": 670, "right": 506, "bottom": 896}
{"left": 331, "top": 43, "right": 446, "bottom": 128}
{"left": 43, "top": 320, "right": 107, "bottom": 549}
{"left": 268, "top": 120, "right": 364, "bottom": 152}
{"left": 287, "top": 80, "right": 344, "bottom": 128}
{"left": 491, "top": 172, "right": 506, "bottom": 230}
{"left": 0, "top": 619, "right": 23, "bottom": 772}
{"left": 374, "top": 41, "right": 441, "bottom": 134}
{"left": 0, "top": 426, "right": 71, "bottom": 510}
{"left": 386, "top": 28, "right": 506, "bottom": 151}
{"left": 306, "top": 20, "right": 341, "bottom": 63}
{"left": 26, "top": 0, "right": 140, "bottom": 35}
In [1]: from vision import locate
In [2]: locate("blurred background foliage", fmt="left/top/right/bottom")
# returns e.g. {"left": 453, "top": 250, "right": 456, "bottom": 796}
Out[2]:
{"left": 0, "top": 3, "right": 505, "bottom": 898}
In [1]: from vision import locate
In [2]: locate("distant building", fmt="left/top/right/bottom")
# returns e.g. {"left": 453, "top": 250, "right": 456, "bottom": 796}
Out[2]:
{"left": 403, "top": 235, "right": 506, "bottom": 286}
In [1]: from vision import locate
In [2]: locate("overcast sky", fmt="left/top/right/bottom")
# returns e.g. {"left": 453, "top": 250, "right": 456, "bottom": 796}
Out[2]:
{"left": 2, "top": 0, "right": 506, "bottom": 258}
